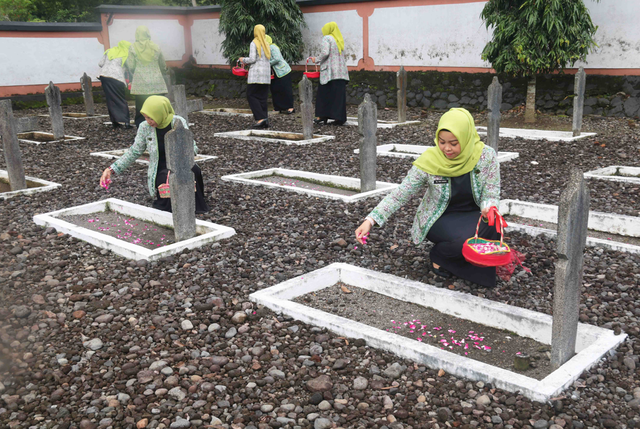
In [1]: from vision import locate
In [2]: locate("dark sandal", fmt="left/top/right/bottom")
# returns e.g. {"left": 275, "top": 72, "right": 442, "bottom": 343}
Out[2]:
{"left": 431, "top": 264, "right": 451, "bottom": 278}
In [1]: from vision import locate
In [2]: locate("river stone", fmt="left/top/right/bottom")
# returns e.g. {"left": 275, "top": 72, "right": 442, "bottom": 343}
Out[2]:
{"left": 149, "top": 360, "right": 167, "bottom": 371}
{"left": 168, "top": 387, "right": 186, "bottom": 401}
{"left": 317, "top": 400, "right": 331, "bottom": 411}
{"left": 383, "top": 362, "right": 406, "bottom": 379}
{"left": 231, "top": 311, "right": 247, "bottom": 324}
{"left": 314, "top": 418, "right": 333, "bottom": 429}
{"left": 181, "top": 320, "right": 193, "bottom": 330}
{"left": 307, "top": 375, "right": 332, "bottom": 392}
{"left": 476, "top": 394, "right": 491, "bottom": 407}
{"left": 353, "top": 376, "right": 368, "bottom": 390}
{"left": 170, "top": 417, "right": 191, "bottom": 428}
{"left": 84, "top": 338, "right": 103, "bottom": 350}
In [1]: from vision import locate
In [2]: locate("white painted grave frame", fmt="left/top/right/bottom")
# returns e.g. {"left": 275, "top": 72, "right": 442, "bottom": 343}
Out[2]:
{"left": 476, "top": 126, "right": 596, "bottom": 142}
{"left": 214, "top": 130, "right": 335, "bottom": 146}
{"left": 250, "top": 263, "right": 625, "bottom": 403}
{"left": 0, "top": 170, "right": 61, "bottom": 200}
{"left": 33, "top": 198, "right": 236, "bottom": 261}
{"left": 344, "top": 117, "right": 420, "bottom": 129}
{"left": 17, "top": 132, "right": 85, "bottom": 145}
{"left": 221, "top": 168, "right": 398, "bottom": 203}
{"left": 583, "top": 166, "right": 640, "bottom": 185}
{"left": 353, "top": 144, "right": 519, "bottom": 162}
{"left": 90, "top": 149, "right": 217, "bottom": 165}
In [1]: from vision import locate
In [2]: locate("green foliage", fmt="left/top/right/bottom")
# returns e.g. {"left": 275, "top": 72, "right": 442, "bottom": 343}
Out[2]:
{"left": 218, "top": 0, "right": 306, "bottom": 65}
{"left": 23, "top": 0, "right": 156, "bottom": 22}
{"left": 0, "top": 0, "right": 34, "bottom": 21}
{"left": 480, "top": 0, "right": 600, "bottom": 77}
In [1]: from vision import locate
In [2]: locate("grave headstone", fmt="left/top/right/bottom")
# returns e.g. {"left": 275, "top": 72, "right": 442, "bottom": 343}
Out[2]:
{"left": 397, "top": 66, "right": 407, "bottom": 123}
{"left": 165, "top": 120, "right": 196, "bottom": 241}
{"left": 358, "top": 94, "right": 377, "bottom": 193}
{"left": 572, "top": 67, "right": 586, "bottom": 137}
{"left": 172, "top": 85, "right": 203, "bottom": 124}
{"left": 80, "top": 72, "right": 95, "bottom": 116}
{"left": 165, "top": 69, "right": 176, "bottom": 102}
{"left": 487, "top": 76, "right": 503, "bottom": 153}
{"left": 45, "top": 82, "right": 64, "bottom": 140}
{"left": 299, "top": 76, "right": 314, "bottom": 140}
{"left": 0, "top": 100, "right": 27, "bottom": 191}
{"left": 16, "top": 116, "right": 39, "bottom": 133}
{"left": 550, "top": 169, "right": 590, "bottom": 370}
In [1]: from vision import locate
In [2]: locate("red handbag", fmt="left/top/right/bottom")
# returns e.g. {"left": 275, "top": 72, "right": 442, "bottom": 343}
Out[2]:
{"left": 462, "top": 208, "right": 511, "bottom": 267}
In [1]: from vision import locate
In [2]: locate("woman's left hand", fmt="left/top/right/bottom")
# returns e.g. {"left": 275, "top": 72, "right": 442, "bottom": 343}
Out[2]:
{"left": 481, "top": 206, "right": 491, "bottom": 220}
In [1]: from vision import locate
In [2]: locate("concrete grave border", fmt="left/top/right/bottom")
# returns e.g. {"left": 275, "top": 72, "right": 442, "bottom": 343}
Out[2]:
{"left": 33, "top": 198, "right": 236, "bottom": 261}
{"left": 353, "top": 144, "right": 519, "bottom": 163}
{"left": 0, "top": 170, "right": 61, "bottom": 200}
{"left": 476, "top": 126, "right": 596, "bottom": 142}
{"left": 344, "top": 117, "right": 421, "bottom": 129}
{"left": 39, "top": 113, "right": 109, "bottom": 120}
{"left": 197, "top": 108, "right": 254, "bottom": 118}
{"left": 90, "top": 149, "right": 218, "bottom": 165}
{"left": 583, "top": 166, "right": 640, "bottom": 185}
{"left": 250, "top": 263, "right": 625, "bottom": 403}
{"left": 221, "top": 168, "right": 398, "bottom": 203}
{"left": 214, "top": 130, "right": 335, "bottom": 146}
{"left": 500, "top": 199, "right": 640, "bottom": 254}
{"left": 17, "top": 132, "right": 85, "bottom": 145}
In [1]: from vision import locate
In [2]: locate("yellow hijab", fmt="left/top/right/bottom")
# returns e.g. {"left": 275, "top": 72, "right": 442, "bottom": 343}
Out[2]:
{"left": 106, "top": 40, "right": 131, "bottom": 66}
{"left": 253, "top": 25, "right": 271, "bottom": 60}
{"left": 133, "top": 26, "right": 160, "bottom": 64}
{"left": 413, "top": 108, "right": 485, "bottom": 177}
{"left": 322, "top": 22, "right": 344, "bottom": 54}
{"left": 140, "top": 96, "right": 174, "bottom": 129}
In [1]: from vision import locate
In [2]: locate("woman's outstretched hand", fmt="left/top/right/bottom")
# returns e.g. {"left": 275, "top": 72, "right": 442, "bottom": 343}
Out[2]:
{"left": 355, "top": 221, "right": 372, "bottom": 245}
{"left": 100, "top": 168, "right": 112, "bottom": 190}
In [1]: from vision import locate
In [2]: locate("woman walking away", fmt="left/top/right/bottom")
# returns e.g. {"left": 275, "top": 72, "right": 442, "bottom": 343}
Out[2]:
{"left": 355, "top": 108, "right": 502, "bottom": 288}
{"left": 98, "top": 40, "right": 132, "bottom": 129}
{"left": 310, "top": 22, "right": 349, "bottom": 125}
{"left": 240, "top": 24, "right": 271, "bottom": 128}
{"left": 99, "top": 96, "right": 209, "bottom": 214}
{"left": 266, "top": 35, "right": 294, "bottom": 114}
{"left": 127, "top": 26, "right": 168, "bottom": 128}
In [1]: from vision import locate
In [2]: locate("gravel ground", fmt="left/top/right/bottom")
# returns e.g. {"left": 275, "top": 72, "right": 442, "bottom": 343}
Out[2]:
{"left": 1, "top": 100, "right": 640, "bottom": 429}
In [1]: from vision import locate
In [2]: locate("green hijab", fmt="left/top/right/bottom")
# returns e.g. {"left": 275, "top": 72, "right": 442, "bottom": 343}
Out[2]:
{"left": 140, "top": 96, "right": 174, "bottom": 129}
{"left": 106, "top": 40, "right": 131, "bottom": 66}
{"left": 133, "top": 26, "right": 160, "bottom": 64}
{"left": 265, "top": 35, "right": 278, "bottom": 50}
{"left": 413, "top": 108, "right": 485, "bottom": 177}
{"left": 322, "top": 22, "right": 344, "bottom": 54}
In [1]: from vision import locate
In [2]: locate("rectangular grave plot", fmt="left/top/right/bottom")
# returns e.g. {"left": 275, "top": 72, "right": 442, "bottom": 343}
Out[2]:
{"left": 344, "top": 117, "right": 421, "bottom": 129}
{"left": 353, "top": 144, "right": 519, "bottom": 162}
{"left": 221, "top": 168, "right": 398, "bottom": 203}
{"left": 584, "top": 166, "right": 640, "bottom": 185}
{"left": 0, "top": 170, "right": 61, "bottom": 200}
{"left": 17, "top": 132, "right": 85, "bottom": 145}
{"left": 91, "top": 149, "right": 217, "bottom": 165}
{"left": 39, "top": 113, "right": 108, "bottom": 120}
{"left": 476, "top": 126, "right": 597, "bottom": 142}
{"left": 214, "top": 130, "right": 334, "bottom": 146}
{"left": 33, "top": 198, "right": 236, "bottom": 261}
{"left": 250, "top": 263, "right": 626, "bottom": 402}
{"left": 198, "top": 108, "right": 254, "bottom": 117}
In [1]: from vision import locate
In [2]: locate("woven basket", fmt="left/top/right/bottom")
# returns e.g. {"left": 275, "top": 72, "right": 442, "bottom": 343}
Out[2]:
{"left": 462, "top": 213, "right": 512, "bottom": 267}
{"left": 158, "top": 171, "right": 171, "bottom": 199}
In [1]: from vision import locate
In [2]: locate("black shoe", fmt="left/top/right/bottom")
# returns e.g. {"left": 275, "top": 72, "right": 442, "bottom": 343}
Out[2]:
{"left": 331, "top": 120, "right": 345, "bottom": 126}
{"left": 253, "top": 119, "right": 269, "bottom": 129}
{"left": 431, "top": 264, "right": 451, "bottom": 278}
{"left": 112, "top": 123, "right": 122, "bottom": 129}
{"left": 313, "top": 117, "right": 327, "bottom": 125}
{"left": 280, "top": 109, "right": 295, "bottom": 115}
{"left": 124, "top": 124, "right": 134, "bottom": 129}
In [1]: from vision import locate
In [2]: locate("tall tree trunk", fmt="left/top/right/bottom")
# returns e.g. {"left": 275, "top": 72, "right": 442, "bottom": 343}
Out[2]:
{"left": 192, "top": 0, "right": 197, "bottom": 6}
{"left": 524, "top": 75, "right": 536, "bottom": 123}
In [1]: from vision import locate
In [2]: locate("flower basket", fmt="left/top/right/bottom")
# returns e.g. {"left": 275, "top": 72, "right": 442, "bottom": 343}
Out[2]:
{"left": 158, "top": 171, "right": 171, "bottom": 198}
{"left": 462, "top": 211, "right": 512, "bottom": 267}
{"left": 232, "top": 60, "right": 248, "bottom": 77}
{"left": 304, "top": 58, "right": 320, "bottom": 79}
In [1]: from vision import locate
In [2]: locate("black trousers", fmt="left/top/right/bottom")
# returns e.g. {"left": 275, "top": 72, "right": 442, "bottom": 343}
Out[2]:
{"left": 427, "top": 211, "right": 500, "bottom": 287}
{"left": 99, "top": 76, "right": 130, "bottom": 125}
{"left": 270, "top": 73, "right": 294, "bottom": 112}
{"left": 247, "top": 84, "right": 269, "bottom": 121}
{"left": 134, "top": 94, "right": 164, "bottom": 127}
{"left": 315, "top": 79, "right": 347, "bottom": 123}
{"left": 152, "top": 164, "right": 209, "bottom": 214}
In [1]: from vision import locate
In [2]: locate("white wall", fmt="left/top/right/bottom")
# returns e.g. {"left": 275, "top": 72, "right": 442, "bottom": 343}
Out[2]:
{"left": 299, "top": 11, "right": 363, "bottom": 66}
{"left": 0, "top": 37, "right": 104, "bottom": 86}
{"left": 191, "top": 18, "right": 226, "bottom": 65}
{"left": 108, "top": 19, "right": 186, "bottom": 62}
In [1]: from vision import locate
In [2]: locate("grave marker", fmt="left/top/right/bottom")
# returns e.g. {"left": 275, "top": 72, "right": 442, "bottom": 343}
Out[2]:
{"left": 80, "top": 72, "right": 95, "bottom": 116}
{"left": 165, "top": 120, "right": 196, "bottom": 241}
{"left": 172, "top": 84, "right": 203, "bottom": 124}
{"left": 0, "top": 100, "right": 27, "bottom": 191}
{"left": 358, "top": 94, "right": 377, "bottom": 193}
{"left": 397, "top": 66, "right": 407, "bottom": 123}
{"left": 165, "top": 69, "right": 176, "bottom": 102}
{"left": 16, "top": 116, "right": 39, "bottom": 133}
{"left": 299, "top": 76, "right": 314, "bottom": 140}
{"left": 45, "top": 82, "right": 64, "bottom": 140}
{"left": 487, "top": 76, "right": 502, "bottom": 153}
{"left": 572, "top": 67, "right": 586, "bottom": 137}
{"left": 551, "top": 169, "right": 590, "bottom": 370}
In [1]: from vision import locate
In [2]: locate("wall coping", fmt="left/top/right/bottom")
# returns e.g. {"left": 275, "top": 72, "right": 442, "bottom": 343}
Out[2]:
{"left": 0, "top": 21, "right": 102, "bottom": 32}
{"left": 95, "top": 5, "right": 221, "bottom": 14}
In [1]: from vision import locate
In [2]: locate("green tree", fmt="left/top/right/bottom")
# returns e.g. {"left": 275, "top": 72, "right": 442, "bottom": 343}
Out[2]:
{"left": 480, "top": 0, "right": 599, "bottom": 122}
{"left": 0, "top": 0, "right": 34, "bottom": 21}
{"left": 218, "top": 0, "right": 306, "bottom": 65}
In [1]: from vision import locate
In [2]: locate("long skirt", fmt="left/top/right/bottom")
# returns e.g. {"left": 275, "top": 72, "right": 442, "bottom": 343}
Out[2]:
{"left": 426, "top": 211, "right": 500, "bottom": 287}
{"left": 152, "top": 164, "right": 209, "bottom": 214}
{"left": 100, "top": 76, "right": 130, "bottom": 125}
{"left": 315, "top": 79, "right": 347, "bottom": 123}
{"left": 247, "top": 84, "right": 269, "bottom": 121}
{"left": 270, "top": 73, "right": 294, "bottom": 112}
{"left": 135, "top": 94, "right": 163, "bottom": 127}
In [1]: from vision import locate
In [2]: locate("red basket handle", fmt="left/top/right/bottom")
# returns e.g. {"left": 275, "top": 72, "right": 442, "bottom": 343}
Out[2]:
{"left": 236, "top": 60, "right": 246, "bottom": 70}
{"left": 474, "top": 208, "right": 506, "bottom": 246}
{"left": 305, "top": 57, "right": 318, "bottom": 73}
